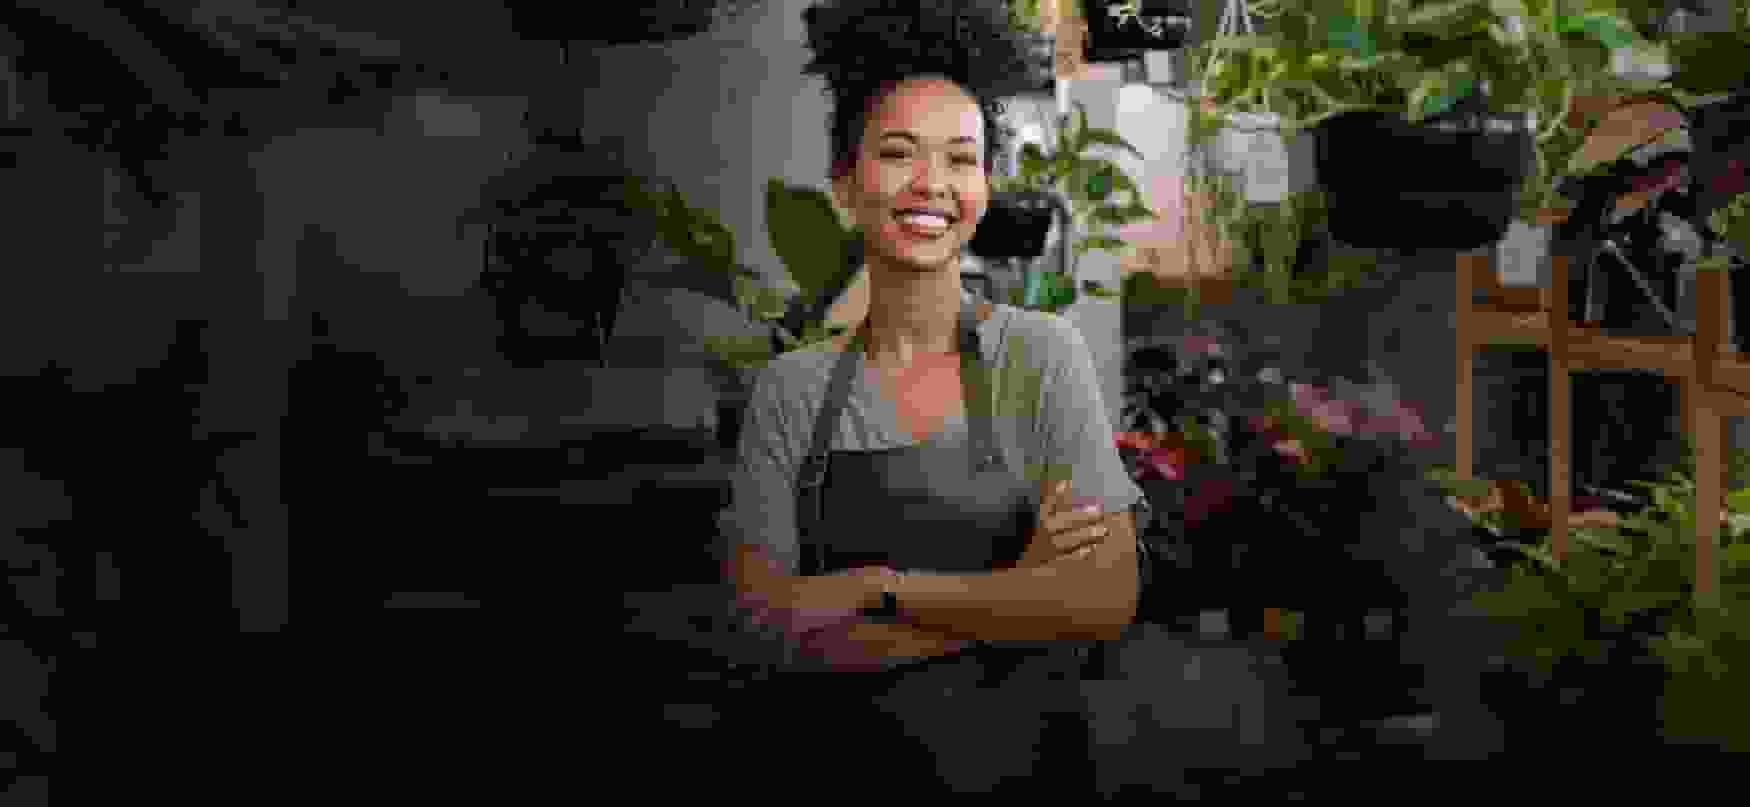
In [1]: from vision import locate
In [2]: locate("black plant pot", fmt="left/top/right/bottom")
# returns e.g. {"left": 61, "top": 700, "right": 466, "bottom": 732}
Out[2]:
{"left": 1690, "top": 90, "right": 1750, "bottom": 222}
{"left": 1315, "top": 108, "right": 1535, "bottom": 250}
{"left": 1081, "top": 0, "right": 1193, "bottom": 63}
{"left": 969, "top": 190, "right": 1056, "bottom": 260}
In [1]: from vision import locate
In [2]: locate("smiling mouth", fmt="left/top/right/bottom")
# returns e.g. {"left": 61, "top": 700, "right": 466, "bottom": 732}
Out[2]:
{"left": 893, "top": 211, "right": 953, "bottom": 237}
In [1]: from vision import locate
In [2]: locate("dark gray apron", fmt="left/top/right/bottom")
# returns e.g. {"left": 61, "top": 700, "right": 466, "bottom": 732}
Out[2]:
{"left": 790, "top": 296, "right": 1094, "bottom": 792}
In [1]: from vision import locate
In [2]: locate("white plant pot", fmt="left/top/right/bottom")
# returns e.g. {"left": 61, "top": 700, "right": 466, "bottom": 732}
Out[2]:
{"left": 1213, "top": 111, "right": 1317, "bottom": 204}
{"left": 1496, "top": 219, "right": 1552, "bottom": 287}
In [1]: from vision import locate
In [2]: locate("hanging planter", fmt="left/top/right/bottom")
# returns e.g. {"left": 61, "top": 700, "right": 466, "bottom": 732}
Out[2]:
{"left": 1081, "top": 0, "right": 1194, "bottom": 63}
{"left": 1188, "top": 2, "right": 1316, "bottom": 205}
{"left": 1216, "top": 109, "right": 1319, "bottom": 205}
{"left": 1314, "top": 99, "right": 1536, "bottom": 250}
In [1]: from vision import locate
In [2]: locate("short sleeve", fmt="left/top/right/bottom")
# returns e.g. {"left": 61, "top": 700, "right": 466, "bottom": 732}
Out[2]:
{"left": 1035, "top": 314, "right": 1152, "bottom": 524}
{"left": 716, "top": 363, "right": 803, "bottom": 576}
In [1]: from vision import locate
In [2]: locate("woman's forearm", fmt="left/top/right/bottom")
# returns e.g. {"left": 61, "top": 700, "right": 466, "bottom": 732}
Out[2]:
{"left": 893, "top": 547, "right": 1136, "bottom": 643}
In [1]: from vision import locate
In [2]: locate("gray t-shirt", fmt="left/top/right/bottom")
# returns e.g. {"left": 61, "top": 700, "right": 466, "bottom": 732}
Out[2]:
{"left": 719, "top": 289, "right": 1150, "bottom": 575}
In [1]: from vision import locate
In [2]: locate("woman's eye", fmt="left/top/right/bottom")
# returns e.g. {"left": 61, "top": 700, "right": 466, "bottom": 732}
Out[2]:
{"left": 954, "top": 156, "right": 978, "bottom": 166}
{"left": 881, "top": 151, "right": 908, "bottom": 160}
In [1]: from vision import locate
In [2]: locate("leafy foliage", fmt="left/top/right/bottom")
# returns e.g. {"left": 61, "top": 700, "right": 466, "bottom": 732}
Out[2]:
{"left": 1458, "top": 431, "right": 1750, "bottom": 751}
{"left": 617, "top": 175, "right": 859, "bottom": 373}
{"left": 992, "top": 101, "right": 1159, "bottom": 312}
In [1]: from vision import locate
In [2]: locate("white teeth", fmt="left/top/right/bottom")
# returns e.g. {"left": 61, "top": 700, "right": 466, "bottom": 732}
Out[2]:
{"left": 898, "top": 213, "right": 949, "bottom": 229}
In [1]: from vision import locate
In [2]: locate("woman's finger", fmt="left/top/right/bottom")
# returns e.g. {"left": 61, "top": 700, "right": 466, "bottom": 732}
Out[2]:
{"left": 1045, "top": 505, "right": 1109, "bottom": 535}
{"left": 1054, "top": 519, "right": 1110, "bottom": 553}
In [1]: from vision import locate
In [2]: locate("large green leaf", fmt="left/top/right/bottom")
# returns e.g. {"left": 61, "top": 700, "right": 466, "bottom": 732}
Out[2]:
{"left": 765, "top": 179, "right": 850, "bottom": 301}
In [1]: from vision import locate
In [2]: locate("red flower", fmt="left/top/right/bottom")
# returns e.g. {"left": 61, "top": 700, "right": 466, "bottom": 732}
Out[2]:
{"left": 1115, "top": 431, "right": 1162, "bottom": 451}
{"left": 1183, "top": 477, "right": 1237, "bottom": 527}
{"left": 1710, "top": 158, "right": 1748, "bottom": 198}
{"left": 1134, "top": 446, "right": 1191, "bottom": 480}
{"left": 1631, "top": 159, "right": 1686, "bottom": 196}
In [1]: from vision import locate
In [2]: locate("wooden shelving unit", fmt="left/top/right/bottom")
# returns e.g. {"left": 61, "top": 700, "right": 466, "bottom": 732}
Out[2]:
{"left": 1455, "top": 209, "right": 1739, "bottom": 604}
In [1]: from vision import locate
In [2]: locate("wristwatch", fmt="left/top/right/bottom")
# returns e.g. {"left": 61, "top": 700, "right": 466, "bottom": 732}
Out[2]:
{"left": 860, "top": 569, "right": 901, "bottom": 621}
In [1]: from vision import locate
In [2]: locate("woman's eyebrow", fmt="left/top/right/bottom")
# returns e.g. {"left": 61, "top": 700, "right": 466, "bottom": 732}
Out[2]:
{"left": 880, "top": 131, "right": 979, "bottom": 146}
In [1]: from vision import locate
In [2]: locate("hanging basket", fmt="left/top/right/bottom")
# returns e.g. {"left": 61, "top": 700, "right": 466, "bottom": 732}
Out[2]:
{"left": 1314, "top": 107, "right": 1536, "bottom": 250}
{"left": 1190, "top": 0, "right": 1314, "bottom": 204}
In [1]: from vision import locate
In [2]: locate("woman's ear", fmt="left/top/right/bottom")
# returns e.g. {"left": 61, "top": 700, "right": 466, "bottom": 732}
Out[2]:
{"left": 829, "top": 176, "right": 857, "bottom": 232}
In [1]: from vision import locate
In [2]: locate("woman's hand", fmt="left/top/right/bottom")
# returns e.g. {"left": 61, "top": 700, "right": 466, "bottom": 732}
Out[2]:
{"left": 1016, "top": 479, "right": 1113, "bottom": 569}
{"left": 794, "top": 566, "right": 973, "bottom": 670}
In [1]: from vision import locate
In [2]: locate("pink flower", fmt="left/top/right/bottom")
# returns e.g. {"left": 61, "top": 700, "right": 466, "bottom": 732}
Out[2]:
{"left": 1358, "top": 397, "right": 1437, "bottom": 448}
{"left": 1290, "top": 384, "right": 1359, "bottom": 435}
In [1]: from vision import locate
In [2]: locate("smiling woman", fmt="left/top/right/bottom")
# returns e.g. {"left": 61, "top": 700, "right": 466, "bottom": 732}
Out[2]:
{"left": 715, "top": 0, "right": 1149, "bottom": 797}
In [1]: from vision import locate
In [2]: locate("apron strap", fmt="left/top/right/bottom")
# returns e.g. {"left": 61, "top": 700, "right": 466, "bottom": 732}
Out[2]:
{"left": 796, "top": 297, "right": 996, "bottom": 577}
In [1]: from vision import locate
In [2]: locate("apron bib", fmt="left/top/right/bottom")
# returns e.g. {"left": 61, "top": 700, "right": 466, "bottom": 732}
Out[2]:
{"left": 789, "top": 296, "right": 1093, "bottom": 792}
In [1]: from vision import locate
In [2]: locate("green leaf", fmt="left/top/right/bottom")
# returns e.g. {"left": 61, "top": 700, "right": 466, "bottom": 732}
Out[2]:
{"left": 765, "top": 179, "right": 850, "bottom": 301}
{"left": 1558, "top": 13, "right": 1639, "bottom": 50}
{"left": 1321, "top": 13, "right": 1376, "bottom": 59}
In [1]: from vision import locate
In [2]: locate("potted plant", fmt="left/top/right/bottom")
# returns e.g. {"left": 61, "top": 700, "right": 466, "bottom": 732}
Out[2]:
{"left": 1454, "top": 435, "right": 1750, "bottom": 753}
{"left": 1190, "top": 0, "right": 1678, "bottom": 249}
{"left": 991, "top": 100, "right": 1161, "bottom": 312}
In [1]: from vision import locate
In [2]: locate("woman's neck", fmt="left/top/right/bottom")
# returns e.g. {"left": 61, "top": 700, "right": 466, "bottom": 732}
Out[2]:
{"left": 863, "top": 258, "right": 963, "bottom": 368}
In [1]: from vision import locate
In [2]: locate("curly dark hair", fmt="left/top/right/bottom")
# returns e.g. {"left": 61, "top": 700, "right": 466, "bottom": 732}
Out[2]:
{"left": 800, "top": 0, "right": 1036, "bottom": 181}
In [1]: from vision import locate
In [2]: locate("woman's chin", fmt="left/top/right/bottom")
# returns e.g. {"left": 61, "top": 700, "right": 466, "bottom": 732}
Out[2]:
{"left": 879, "top": 246, "right": 960, "bottom": 273}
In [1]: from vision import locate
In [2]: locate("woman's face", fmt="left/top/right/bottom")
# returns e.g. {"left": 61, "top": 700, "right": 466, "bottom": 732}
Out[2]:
{"left": 833, "top": 77, "right": 989, "bottom": 277}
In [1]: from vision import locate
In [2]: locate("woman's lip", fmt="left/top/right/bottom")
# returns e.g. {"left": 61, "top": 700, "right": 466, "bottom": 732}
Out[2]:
{"left": 894, "top": 221, "right": 948, "bottom": 239}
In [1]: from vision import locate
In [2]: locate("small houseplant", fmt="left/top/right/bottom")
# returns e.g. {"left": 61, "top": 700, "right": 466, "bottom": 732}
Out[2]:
{"left": 990, "top": 100, "right": 1160, "bottom": 312}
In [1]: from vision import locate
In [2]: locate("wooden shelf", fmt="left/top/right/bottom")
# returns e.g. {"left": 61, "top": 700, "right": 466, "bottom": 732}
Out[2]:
{"left": 1455, "top": 213, "right": 1738, "bottom": 605}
